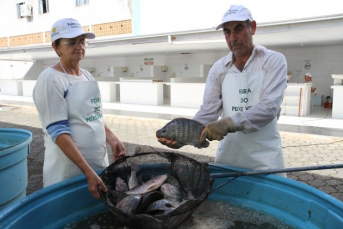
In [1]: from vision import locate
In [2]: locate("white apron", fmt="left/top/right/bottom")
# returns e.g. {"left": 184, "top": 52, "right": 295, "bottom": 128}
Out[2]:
{"left": 43, "top": 69, "right": 109, "bottom": 187}
{"left": 214, "top": 61, "right": 285, "bottom": 173}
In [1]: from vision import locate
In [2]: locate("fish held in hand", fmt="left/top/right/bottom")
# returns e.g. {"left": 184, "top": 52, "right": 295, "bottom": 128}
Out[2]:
{"left": 156, "top": 118, "right": 210, "bottom": 149}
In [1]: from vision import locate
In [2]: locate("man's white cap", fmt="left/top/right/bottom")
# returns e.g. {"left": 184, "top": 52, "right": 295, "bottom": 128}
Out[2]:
{"left": 304, "top": 73, "right": 312, "bottom": 78}
{"left": 50, "top": 18, "right": 95, "bottom": 42}
{"left": 216, "top": 5, "right": 253, "bottom": 30}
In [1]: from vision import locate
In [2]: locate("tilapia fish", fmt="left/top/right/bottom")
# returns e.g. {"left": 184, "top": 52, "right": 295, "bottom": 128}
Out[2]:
{"left": 161, "top": 183, "right": 182, "bottom": 202}
{"left": 135, "top": 191, "right": 164, "bottom": 214}
{"left": 156, "top": 118, "right": 210, "bottom": 149}
{"left": 126, "top": 174, "right": 168, "bottom": 195}
{"left": 117, "top": 195, "right": 142, "bottom": 214}
{"left": 145, "top": 199, "right": 177, "bottom": 214}
{"left": 116, "top": 177, "right": 129, "bottom": 191}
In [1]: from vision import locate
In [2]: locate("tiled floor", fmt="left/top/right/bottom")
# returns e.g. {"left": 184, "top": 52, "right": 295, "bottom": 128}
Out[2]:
{"left": 1, "top": 95, "right": 343, "bottom": 137}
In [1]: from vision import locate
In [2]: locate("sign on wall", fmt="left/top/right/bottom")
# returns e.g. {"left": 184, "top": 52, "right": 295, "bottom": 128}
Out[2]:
{"left": 304, "top": 60, "right": 311, "bottom": 70}
{"left": 144, "top": 58, "right": 154, "bottom": 65}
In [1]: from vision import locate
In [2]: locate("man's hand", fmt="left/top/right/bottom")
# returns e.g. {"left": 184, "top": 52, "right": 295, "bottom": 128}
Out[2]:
{"left": 157, "top": 137, "right": 185, "bottom": 149}
{"left": 200, "top": 117, "right": 237, "bottom": 142}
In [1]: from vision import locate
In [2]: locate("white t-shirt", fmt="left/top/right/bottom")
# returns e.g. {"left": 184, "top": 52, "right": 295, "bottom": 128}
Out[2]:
{"left": 33, "top": 67, "right": 94, "bottom": 136}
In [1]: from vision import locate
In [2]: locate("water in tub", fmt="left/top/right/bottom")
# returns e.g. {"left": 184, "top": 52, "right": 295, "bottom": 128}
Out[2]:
{"left": 67, "top": 200, "right": 293, "bottom": 229}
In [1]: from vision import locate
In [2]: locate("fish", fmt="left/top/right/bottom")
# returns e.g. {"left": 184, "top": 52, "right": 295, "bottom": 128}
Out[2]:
{"left": 166, "top": 175, "right": 182, "bottom": 190}
{"left": 156, "top": 118, "right": 210, "bottom": 149}
{"left": 116, "top": 195, "right": 142, "bottom": 214}
{"left": 161, "top": 183, "right": 182, "bottom": 202}
{"left": 115, "top": 177, "right": 129, "bottom": 191}
{"left": 135, "top": 191, "right": 164, "bottom": 214}
{"left": 126, "top": 174, "right": 168, "bottom": 195}
{"left": 144, "top": 199, "right": 177, "bottom": 214}
{"left": 128, "top": 164, "right": 142, "bottom": 190}
{"left": 107, "top": 188, "right": 128, "bottom": 205}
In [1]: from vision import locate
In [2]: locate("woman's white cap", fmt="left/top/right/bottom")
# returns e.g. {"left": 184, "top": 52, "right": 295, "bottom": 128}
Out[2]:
{"left": 50, "top": 18, "right": 95, "bottom": 42}
{"left": 216, "top": 5, "right": 253, "bottom": 30}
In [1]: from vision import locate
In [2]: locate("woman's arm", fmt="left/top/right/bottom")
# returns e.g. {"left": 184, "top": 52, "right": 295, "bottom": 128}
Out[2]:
{"left": 56, "top": 134, "right": 107, "bottom": 199}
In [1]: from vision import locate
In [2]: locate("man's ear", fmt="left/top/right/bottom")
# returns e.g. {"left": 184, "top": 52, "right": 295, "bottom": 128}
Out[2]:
{"left": 251, "top": 20, "right": 257, "bottom": 35}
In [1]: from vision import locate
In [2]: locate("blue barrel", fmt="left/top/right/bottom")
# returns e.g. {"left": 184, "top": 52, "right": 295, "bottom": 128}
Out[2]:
{"left": 0, "top": 166, "right": 343, "bottom": 228}
{"left": 0, "top": 128, "right": 32, "bottom": 211}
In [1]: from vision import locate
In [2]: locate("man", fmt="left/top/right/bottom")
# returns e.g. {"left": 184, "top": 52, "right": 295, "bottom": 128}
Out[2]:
{"left": 304, "top": 73, "right": 316, "bottom": 93}
{"left": 158, "top": 5, "right": 287, "bottom": 174}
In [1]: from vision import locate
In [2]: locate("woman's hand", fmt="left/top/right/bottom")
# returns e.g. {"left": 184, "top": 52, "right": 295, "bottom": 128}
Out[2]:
{"left": 110, "top": 136, "right": 126, "bottom": 160}
{"left": 84, "top": 169, "right": 107, "bottom": 199}
{"left": 105, "top": 124, "right": 126, "bottom": 160}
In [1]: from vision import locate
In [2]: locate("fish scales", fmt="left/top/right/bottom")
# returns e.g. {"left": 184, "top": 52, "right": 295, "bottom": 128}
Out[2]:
{"left": 178, "top": 118, "right": 196, "bottom": 143}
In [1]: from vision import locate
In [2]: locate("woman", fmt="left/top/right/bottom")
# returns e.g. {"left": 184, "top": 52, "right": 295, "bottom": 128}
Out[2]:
{"left": 33, "top": 18, "right": 126, "bottom": 199}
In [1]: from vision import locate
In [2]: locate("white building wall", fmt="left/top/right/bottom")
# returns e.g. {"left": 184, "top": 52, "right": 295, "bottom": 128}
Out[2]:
{"left": 0, "top": 0, "right": 131, "bottom": 37}
{"left": 137, "top": 0, "right": 343, "bottom": 35}
{"left": 2, "top": 0, "right": 343, "bottom": 38}
{"left": 0, "top": 60, "right": 34, "bottom": 79}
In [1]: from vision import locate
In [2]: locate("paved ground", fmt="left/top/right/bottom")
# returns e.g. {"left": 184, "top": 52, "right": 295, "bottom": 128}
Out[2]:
{"left": 1, "top": 104, "right": 343, "bottom": 202}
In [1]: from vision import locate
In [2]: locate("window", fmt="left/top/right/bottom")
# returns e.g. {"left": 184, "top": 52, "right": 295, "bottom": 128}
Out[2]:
{"left": 39, "top": 0, "right": 49, "bottom": 14}
{"left": 76, "top": 0, "right": 89, "bottom": 7}
{"left": 16, "top": 2, "right": 25, "bottom": 18}
{"left": 16, "top": 2, "right": 32, "bottom": 19}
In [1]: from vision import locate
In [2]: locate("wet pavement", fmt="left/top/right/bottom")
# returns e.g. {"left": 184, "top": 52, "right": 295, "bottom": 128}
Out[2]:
{"left": 0, "top": 102, "right": 343, "bottom": 203}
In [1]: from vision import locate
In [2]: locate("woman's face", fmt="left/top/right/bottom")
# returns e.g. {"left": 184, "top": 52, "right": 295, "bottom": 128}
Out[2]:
{"left": 53, "top": 35, "right": 87, "bottom": 62}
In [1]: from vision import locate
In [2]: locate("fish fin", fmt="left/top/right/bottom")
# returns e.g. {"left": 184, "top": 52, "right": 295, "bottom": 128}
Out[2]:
{"left": 131, "top": 163, "right": 142, "bottom": 173}
{"left": 194, "top": 139, "right": 210, "bottom": 149}
{"left": 190, "top": 118, "right": 206, "bottom": 128}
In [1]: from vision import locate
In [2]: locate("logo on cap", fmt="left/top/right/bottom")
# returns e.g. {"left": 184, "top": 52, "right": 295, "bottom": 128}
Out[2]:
{"left": 67, "top": 22, "right": 81, "bottom": 29}
{"left": 225, "top": 9, "right": 238, "bottom": 16}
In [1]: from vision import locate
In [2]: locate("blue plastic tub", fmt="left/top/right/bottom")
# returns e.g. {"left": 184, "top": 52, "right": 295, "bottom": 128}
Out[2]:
{"left": 0, "top": 166, "right": 343, "bottom": 228}
{"left": 0, "top": 128, "right": 32, "bottom": 211}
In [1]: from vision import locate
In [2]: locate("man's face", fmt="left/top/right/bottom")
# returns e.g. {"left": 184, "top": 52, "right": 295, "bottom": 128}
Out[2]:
{"left": 222, "top": 20, "right": 256, "bottom": 58}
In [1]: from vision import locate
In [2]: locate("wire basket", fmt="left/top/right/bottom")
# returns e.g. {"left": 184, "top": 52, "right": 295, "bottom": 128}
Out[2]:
{"left": 99, "top": 151, "right": 213, "bottom": 229}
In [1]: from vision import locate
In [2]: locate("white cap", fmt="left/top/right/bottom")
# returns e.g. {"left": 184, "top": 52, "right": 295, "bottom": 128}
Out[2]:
{"left": 50, "top": 18, "right": 95, "bottom": 42}
{"left": 216, "top": 5, "right": 253, "bottom": 30}
{"left": 304, "top": 73, "right": 312, "bottom": 78}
